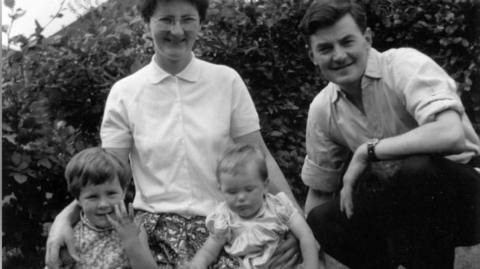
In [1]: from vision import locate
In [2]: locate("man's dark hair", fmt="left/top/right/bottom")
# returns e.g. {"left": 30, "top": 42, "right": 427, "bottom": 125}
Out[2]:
{"left": 299, "top": 0, "right": 367, "bottom": 45}
{"left": 137, "top": 0, "right": 209, "bottom": 23}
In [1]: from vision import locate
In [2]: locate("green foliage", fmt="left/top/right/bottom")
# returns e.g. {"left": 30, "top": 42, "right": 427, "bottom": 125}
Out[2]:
{"left": 2, "top": 0, "right": 479, "bottom": 266}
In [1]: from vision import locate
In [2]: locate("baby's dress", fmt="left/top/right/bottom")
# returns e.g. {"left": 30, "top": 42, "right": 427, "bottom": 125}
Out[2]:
{"left": 206, "top": 192, "right": 296, "bottom": 269}
{"left": 71, "top": 213, "right": 130, "bottom": 269}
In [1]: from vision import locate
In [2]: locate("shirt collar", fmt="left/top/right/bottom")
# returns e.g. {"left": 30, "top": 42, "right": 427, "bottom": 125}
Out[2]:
{"left": 148, "top": 53, "right": 200, "bottom": 84}
{"left": 331, "top": 47, "right": 382, "bottom": 103}
{"left": 364, "top": 48, "right": 382, "bottom": 79}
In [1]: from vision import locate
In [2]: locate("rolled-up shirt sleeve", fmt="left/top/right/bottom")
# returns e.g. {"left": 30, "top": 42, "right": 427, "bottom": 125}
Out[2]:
{"left": 394, "top": 48, "right": 464, "bottom": 125}
{"left": 301, "top": 102, "right": 349, "bottom": 192}
{"left": 100, "top": 82, "right": 133, "bottom": 149}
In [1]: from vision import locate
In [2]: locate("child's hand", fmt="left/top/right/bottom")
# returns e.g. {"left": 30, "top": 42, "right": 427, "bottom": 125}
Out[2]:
{"left": 106, "top": 202, "right": 139, "bottom": 243}
{"left": 340, "top": 184, "right": 354, "bottom": 219}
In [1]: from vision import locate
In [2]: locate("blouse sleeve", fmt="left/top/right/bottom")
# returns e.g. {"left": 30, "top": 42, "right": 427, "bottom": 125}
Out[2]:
{"left": 205, "top": 204, "right": 231, "bottom": 242}
{"left": 229, "top": 69, "right": 260, "bottom": 138}
{"left": 100, "top": 82, "right": 133, "bottom": 149}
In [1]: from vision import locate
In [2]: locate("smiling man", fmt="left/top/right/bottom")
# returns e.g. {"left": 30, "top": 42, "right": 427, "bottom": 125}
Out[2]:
{"left": 299, "top": 0, "right": 480, "bottom": 268}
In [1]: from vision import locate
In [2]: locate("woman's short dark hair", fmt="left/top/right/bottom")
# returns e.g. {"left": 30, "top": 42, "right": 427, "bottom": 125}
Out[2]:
{"left": 65, "top": 147, "right": 131, "bottom": 199}
{"left": 299, "top": 0, "right": 367, "bottom": 44}
{"left": 137, "top": 0, "right": 209, "bottom": 23}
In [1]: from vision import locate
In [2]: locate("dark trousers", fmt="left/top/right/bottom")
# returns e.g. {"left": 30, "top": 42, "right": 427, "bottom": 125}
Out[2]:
{"left": 307, "top": 155, "right": 480, "bottom": 269}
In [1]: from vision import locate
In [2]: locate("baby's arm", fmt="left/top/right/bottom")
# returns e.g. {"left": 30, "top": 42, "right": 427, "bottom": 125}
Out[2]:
{"left": 188, "top": 235, "right": 226, "bottom": 269}
{"left": 288, "top": 211, "right": 323, "bottom": 269}
{"left": 106, "top": 203, "right": 157, "bottom": 269}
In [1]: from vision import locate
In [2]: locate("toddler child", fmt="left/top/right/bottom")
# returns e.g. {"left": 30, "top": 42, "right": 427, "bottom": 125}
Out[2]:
{"left": 61, "top": 147, "right": 157, "bottom": 269}
{"left": 187, "top": 144, "right": 323, "bottom": 269}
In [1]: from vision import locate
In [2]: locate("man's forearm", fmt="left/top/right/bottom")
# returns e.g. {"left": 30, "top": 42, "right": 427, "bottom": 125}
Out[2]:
{"left": 374, "top": 110, "right": 466, "bottom": 161}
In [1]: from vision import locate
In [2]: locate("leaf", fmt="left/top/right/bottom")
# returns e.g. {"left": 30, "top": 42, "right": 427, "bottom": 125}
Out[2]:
{"left": 2, "top": 193, "right": 17, "bottom": 205}
{"left": 3, "top": 134, "right": 17, "bottom": 144}
{"left": 270, "top": 130, "right": 283, "bottom": 137}
{"left": 4, "top": 0, "right": 14, "bottom": 9}
{"left": 17, "top": 161, "right": 29, "bottom": 170}
{"left": 38, "top": 158, "right": 52, "bottom": 169}
{"left": 2, "top": 24, "right": 9, "bottom": 33}
{"left": 11, "top": 152, "right": 21, "bottom": 165}
{"left": 34, "top": 19, "right": 43, "bottom": 35}
{"left": 12, "top": 173, "right": 27, "bottom": 184}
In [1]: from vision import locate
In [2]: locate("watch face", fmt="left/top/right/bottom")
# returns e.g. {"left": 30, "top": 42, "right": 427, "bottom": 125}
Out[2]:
{"left": 367, "top": 138, "right": 380, "bottom": 161}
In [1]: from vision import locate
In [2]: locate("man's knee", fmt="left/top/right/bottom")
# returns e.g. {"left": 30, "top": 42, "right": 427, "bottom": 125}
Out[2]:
{"left": 306, "top": 201, "right": 344, "bottom": 243}
{"left": 307, "top": 204, "right": 331, "bottom": 233}
{"left": 399, "top": 155, "right": 437, "bottom": 177}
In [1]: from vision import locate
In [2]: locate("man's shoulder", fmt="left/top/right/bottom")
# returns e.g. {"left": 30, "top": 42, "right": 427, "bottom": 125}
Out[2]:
{"left": 310, "top": 83, "right": 336, "bottom": 112}
{"left": 381, "top": 47, "right": 432, "bottom": 66}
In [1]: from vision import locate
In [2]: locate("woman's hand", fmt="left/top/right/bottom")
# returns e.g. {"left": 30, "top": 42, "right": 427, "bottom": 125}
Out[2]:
{"left": 106, "top": 203, "right": 140, "bottom": 244}
{"left": 45, "top": 218, "right": 79, "bottom": 269}
{"left": 268, "top": 232, "right": 301, "bottom": 269}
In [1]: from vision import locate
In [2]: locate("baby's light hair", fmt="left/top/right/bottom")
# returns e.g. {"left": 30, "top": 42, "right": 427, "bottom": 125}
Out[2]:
{"left": 65, "top": 147, "right": 130, "bottom": 199}
{"left": 216, "top": 144, "right": 268, "bottom": 184}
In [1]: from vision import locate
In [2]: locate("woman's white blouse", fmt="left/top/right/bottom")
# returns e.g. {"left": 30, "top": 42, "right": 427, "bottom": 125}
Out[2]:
{"left": 101, "top": 55, "right": 260, "bottom": 216}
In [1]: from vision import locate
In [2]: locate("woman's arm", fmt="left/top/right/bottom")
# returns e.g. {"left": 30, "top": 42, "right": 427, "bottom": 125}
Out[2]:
{"left": 45, "top": 200, "right": 81, "bottom": 269}
{"left": 188, "top": 235, "right": 226, "bottom": 269}
{"left": 288, "top": 212, "right": 322, "bottom": 269}
{"left": 104, "top": 148, "right": 130, "bottom": 167}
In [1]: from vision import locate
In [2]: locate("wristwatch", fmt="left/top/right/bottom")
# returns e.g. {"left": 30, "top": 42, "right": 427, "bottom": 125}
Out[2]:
{"left": 367, "top": 138, "right": 380, "bottom": 162}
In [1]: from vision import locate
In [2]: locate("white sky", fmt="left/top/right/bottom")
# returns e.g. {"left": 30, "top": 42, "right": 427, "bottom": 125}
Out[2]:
{"left": 2, "top": 0, "right": 107, "bottom": 49}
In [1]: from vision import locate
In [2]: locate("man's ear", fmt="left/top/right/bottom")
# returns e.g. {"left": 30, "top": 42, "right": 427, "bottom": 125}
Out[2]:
{"left": 307, "top": 45, "right": 315, "bottom": 65}
{"left": 364, "top": 27, "right": 373, "bottom": 46}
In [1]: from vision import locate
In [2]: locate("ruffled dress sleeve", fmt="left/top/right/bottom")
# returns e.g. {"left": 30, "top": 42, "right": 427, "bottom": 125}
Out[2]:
{"left": 269, "top": 192, "right": 297, "bottom": 225}
{"left": 205, "top": 203, "right": 232, "bottom": 242}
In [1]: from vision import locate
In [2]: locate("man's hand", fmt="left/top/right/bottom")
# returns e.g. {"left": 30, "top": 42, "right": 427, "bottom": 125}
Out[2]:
{"left": 340, "top": 184, "right": 354, "bottom": 219}
{"left": 268, "top": 232, "right": 301, "bottom": 269}
{"left": 340, "top": 143, "right": 369, "bottom": 218}
{"left": 106, "top": 203, "right": 140, "bottom": 244}
{"left": 45, "top": 219, "right": 79, "bottom": 269}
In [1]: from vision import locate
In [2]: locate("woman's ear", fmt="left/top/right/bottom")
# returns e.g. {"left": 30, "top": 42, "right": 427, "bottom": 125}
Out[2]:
{"left": 263, "top": 178, "right": 270, "bottom": 191}
{"left": 144, "top": 23, "right": 152, "bottom": 38}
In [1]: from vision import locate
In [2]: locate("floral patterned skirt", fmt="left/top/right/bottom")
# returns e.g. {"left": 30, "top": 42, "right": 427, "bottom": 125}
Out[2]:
{"left": 135, "top": 211, "right": 240, "bottom": 269}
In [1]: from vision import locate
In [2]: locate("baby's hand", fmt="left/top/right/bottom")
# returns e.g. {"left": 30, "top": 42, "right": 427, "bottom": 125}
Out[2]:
{"left": 340, "top": 185, "right": 354, "bottom": 219}
{"left": 106, "top": 202, "right": 139, "bottom": 243}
